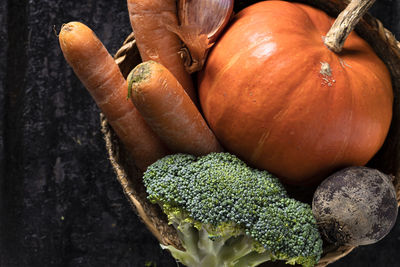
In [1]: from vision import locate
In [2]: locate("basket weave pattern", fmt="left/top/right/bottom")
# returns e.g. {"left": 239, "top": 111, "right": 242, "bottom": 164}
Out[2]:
{"left": 103, "top": 0, "right": 400, "bottom": 266}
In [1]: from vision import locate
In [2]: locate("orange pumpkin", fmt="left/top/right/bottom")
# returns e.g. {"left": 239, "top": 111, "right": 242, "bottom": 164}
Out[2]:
{"left": 198, "top": 1, "right": 393, "bottom": 185}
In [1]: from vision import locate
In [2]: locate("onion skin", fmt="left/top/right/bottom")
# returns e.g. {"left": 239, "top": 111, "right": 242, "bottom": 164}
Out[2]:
{"left": 198, "top": 1, "right": 393, "bottom": 185}
{"left": 170, "top": 0, "right": 234, "bottom": 72}
{"left": 179, "top": 0, "right": 234, "bottom": 42}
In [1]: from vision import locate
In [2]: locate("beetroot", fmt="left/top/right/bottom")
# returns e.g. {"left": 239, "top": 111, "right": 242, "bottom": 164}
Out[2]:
{"left": 312, "top": 166, "right": 398, "bottom": 246}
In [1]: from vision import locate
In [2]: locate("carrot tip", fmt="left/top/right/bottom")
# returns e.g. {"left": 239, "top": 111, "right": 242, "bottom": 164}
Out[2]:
{"left": 61, "top": 23, "right": 74, "bottom": 32}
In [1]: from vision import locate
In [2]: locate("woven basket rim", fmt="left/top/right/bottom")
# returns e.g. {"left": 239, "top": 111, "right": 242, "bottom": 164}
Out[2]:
{"left": 106, "top": 1, "right": 400, "bottom": 266}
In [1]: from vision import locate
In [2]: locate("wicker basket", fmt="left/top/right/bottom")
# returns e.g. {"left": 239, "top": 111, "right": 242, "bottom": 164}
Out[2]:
{"left": 102, "top": 0, "right": 400, "bottom": 266}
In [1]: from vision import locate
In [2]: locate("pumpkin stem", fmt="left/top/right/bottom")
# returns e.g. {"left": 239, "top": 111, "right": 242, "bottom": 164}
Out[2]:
{"left": 324, "top": 0, "right": 376, "bottom": 53}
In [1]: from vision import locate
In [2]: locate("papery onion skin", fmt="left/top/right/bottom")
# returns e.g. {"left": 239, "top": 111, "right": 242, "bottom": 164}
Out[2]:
{"left": 168, "top": 0, "right": 234, "bottom": 72}
{"left": 179, "top": 0, "right": 234, "bottom": 42}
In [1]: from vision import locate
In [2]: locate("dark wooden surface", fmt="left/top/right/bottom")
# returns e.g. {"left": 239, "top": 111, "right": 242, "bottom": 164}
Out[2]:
{"left": 0, "top": 0, "right": 399, "bottom": 266}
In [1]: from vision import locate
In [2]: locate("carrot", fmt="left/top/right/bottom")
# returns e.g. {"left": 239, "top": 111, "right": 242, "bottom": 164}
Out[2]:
{"left": 126, "top": 0, "right": 197, "bottom": 104}
{"left": 128, "top": 60, "right": 223, "bottom": 156}
{"left": 58, "top": 22, "right": 169, "bottom": 171}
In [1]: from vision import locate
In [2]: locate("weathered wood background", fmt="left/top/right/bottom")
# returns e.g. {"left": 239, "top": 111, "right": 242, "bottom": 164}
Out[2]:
{"left": 0, "top": 0, "right": 399, "bottom": 266}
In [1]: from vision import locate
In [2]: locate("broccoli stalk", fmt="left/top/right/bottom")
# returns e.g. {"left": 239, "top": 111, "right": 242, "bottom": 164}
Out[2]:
{"left": 143, "top": 153, "right": 323, "bottom": 267}
{"left": 161, "top": 207, "right": 270, "bottom": 267}
{"left": 163, "top": 224, "right": 271, "bottom": 267}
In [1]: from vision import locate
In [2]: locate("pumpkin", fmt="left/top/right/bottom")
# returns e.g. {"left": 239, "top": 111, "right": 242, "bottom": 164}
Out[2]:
{"left": 198, "top": 0, "right": 393, "bottom": 185}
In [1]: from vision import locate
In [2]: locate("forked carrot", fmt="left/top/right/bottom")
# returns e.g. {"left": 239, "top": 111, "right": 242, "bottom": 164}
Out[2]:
{"left": 126, "top": 0, "right": 197, "bottom": 103}
{"left": 128, "top": 61, "right": 223, "bottom": 156}
{"left": 59, "top": 21, "right": 169, "bottom": 171}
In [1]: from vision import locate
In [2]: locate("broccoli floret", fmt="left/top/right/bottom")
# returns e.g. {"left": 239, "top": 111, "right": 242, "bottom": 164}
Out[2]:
{"left": 143, "top": 153, "right": 323, "bottom": 267}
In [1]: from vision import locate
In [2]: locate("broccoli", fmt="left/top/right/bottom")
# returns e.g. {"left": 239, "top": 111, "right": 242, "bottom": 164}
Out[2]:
{"left": 143, "top": 153, "right": 323, "bottom": 267}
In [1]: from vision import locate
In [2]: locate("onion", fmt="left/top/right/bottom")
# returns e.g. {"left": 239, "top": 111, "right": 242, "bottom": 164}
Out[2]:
{"left": 165, "top": 0, "right": 234, "bottom": 73}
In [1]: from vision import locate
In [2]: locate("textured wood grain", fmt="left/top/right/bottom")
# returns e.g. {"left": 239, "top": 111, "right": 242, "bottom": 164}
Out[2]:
{"left": 0, "top": 0, "right": 176, "bottom": 266}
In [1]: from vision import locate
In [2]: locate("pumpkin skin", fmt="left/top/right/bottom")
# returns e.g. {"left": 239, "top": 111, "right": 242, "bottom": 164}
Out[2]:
{"left": 198, "top": 1, "right": 393, "bottom": 185}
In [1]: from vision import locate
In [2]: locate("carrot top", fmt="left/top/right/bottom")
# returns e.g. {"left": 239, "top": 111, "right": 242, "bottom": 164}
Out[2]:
{"left": 127, "top": 61, "right": 154, "bottom": 99}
